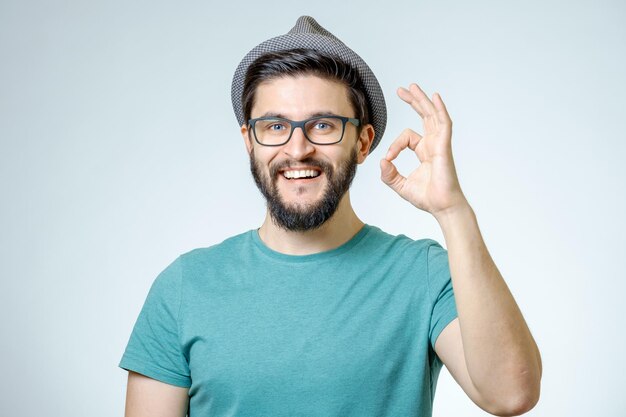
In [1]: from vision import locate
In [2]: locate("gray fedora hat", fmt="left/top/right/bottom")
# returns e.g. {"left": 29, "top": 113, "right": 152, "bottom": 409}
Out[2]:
{"left": 231, "top": 15, "right": 387, "bottom": 153}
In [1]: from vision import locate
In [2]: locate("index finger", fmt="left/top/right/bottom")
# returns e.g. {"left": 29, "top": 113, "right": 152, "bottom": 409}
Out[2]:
{"left": 385, "top": 128, "right": 423, "bottom": 161}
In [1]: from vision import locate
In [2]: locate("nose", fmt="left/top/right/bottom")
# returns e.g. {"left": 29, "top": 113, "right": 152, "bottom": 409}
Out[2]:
{"left": 282, "top": 125, "right": 315, "bottom": 160}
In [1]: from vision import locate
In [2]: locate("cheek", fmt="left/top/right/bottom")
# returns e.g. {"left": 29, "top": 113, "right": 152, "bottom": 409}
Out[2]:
{"left": 251, "top": 147, "right": 274, "bottom": 164}
{"left": 255, "top": 152, "right": 281, "bottom": 178}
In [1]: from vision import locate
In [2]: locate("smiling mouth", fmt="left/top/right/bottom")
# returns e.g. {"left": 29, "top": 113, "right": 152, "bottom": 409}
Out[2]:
{"left": 281, "top": 169, "right": 322, "bottom": 180}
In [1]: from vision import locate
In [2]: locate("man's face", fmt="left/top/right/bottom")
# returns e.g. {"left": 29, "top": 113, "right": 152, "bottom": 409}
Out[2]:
{"left": 241, "top": 74, "right": 371, "bottom": 231}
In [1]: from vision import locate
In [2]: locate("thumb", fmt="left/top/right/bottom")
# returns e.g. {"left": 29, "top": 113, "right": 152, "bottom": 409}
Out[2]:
{"left": 380, "top": 158, "right": 405, "bottom": 194}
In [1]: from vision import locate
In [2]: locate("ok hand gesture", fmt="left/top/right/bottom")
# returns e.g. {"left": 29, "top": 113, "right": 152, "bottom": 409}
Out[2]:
{"left": 380, "top": 83, "right": 469, "bottom": 219}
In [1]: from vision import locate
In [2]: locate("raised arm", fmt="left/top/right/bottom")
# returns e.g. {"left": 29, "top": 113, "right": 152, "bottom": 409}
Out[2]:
{"left": 380, "top": 83, "right": 541, "bottom": 414}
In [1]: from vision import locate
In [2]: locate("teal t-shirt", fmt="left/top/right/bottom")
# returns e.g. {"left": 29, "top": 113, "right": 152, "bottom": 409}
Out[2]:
{"left": 119, "top": 224, "right": 458, "bottom": 416}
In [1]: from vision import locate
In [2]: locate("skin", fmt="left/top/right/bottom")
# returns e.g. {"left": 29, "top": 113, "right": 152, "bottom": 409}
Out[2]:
{"left": 240, "top": 75, "right": 375, "bottom": 255}
{"left": 124, "top": 371, "right": 188, "bottom": 417}
{"left": 124, "top": 74, "right": 542, "bottom": 417}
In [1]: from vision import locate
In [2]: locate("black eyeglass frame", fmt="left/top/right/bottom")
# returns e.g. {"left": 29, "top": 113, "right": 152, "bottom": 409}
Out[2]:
{"left": 247, "top": 115, "right": 361, "bottom": 146}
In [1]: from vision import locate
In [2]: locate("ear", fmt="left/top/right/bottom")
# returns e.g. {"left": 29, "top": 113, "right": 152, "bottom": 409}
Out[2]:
{"left": 241, "top": 123, "right": 253, "bottom": 155}
{"left": 356, "top": 123, "right": 375, "bottom": 164}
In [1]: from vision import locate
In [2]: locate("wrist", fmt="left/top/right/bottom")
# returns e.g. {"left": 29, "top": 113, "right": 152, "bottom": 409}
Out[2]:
{"left": 434, "top": 200, "right": 475, "bottom": 229}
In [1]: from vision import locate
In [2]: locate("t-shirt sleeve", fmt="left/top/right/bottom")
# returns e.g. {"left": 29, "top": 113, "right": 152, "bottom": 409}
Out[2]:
{"left": 118, "top": 256, "right": 192, "bottom": 388}
{"left": 426, "top": 241, "right": 458, "bottom": 351}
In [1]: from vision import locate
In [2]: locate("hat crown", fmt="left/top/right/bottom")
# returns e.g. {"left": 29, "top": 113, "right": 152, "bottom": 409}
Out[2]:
{"left": 287, "top": 16, "right": 342, "bottom": 44}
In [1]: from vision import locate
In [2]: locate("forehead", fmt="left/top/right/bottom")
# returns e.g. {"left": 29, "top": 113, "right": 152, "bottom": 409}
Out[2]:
{"left": 251, "top": 74, "right": 352, "bottom": 119}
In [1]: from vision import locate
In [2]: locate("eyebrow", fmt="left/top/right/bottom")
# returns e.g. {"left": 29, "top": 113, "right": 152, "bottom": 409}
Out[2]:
{"left": 258, "top": 111, "right": 341, "bottom": 119}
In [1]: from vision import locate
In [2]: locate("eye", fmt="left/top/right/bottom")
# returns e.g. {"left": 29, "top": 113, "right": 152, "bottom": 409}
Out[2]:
{"left": 311, "top": 118, "right": 339, "bottom": 130}
{"left": 259, "top": 120, "right": 289, "bottom": 132}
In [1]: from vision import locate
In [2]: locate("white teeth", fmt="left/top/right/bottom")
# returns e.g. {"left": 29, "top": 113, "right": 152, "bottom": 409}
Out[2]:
{"left": 283, "top": 169, "right": 321, "bottom": 179}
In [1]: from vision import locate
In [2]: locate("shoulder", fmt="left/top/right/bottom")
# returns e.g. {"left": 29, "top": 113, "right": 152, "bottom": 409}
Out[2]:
{"left": 151, "top": 230, "right": 257, "bottom": 287}
{"left": 141, "top": 231, "right": 254, "bottom": 302}
{"left": 177, "top": 229, "right": 254, "bottom": 265}
{"left": 364, "top": 224, "right": 444, "bottom": 258}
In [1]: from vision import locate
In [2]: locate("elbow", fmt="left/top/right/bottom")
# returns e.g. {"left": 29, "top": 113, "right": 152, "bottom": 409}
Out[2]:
{"left": 486, "top": 383, "right": 541, "bottom": 416}
{"left": 502, "top": 390, "right": 540, "bottom": 416}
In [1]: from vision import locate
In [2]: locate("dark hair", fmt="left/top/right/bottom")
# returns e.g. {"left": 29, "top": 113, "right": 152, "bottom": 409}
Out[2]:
{"left": 241, "top": 48, "right": 370, "bottom": 134}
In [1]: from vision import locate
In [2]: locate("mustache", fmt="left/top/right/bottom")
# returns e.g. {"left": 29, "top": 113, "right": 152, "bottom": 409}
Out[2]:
{"left": 269, "top": 157, "right": 333, "bottom": 178}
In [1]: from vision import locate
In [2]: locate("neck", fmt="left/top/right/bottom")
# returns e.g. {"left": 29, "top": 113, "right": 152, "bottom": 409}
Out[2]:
{"left": 257, "top": 192, "right": 365, "bottom": 255}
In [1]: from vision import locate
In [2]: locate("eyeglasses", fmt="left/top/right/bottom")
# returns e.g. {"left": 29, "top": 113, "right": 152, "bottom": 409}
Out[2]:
{"left": 247, "top": 115, "right": 361, "bottom": 146}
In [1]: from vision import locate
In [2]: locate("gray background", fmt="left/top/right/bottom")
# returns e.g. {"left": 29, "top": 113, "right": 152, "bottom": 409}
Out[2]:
{"left": 1, "top": 0, "right": 625, "bottom": 416}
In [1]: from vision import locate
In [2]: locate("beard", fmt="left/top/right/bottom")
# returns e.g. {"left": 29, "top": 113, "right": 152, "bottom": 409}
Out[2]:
{"left": 249, "top": 147, "right": 358, "bottom": 232}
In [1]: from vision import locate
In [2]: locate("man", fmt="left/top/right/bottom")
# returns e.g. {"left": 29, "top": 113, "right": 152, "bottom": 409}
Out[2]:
{"left": 119, "top": 16, "right": 542, "bottom": 417}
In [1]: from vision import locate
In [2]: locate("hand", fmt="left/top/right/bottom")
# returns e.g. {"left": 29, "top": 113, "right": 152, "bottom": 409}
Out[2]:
{"left": 380, "top": 83, "right": 468, "bottom": 219}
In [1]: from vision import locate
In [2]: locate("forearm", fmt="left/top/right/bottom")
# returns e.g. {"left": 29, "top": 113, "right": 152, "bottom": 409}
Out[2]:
{"left": 435, "top": 203, "right": 542, "bottom": 406}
